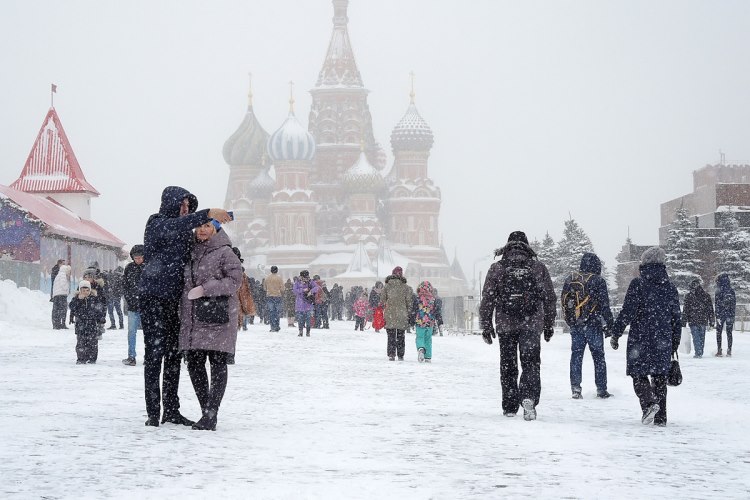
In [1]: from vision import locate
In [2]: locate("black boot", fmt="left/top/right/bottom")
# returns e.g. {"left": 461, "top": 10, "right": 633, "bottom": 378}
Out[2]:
{"left": 192, "top": 410, "right": 217, "bottom": 431}
{"left": 161, "top": 412, "right": 195, "bottom": 426}
{"left": 145, "top": 416, "right": 160, "bottom": 427}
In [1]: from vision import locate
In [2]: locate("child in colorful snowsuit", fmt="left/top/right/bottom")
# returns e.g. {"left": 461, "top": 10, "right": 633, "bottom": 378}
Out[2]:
{"left": 69, "top": 280, "right": 107, "bottom": 364}
{"left": 415, "top": 281, "right": 436, "bottom": 362}
{"left": 353, "top": 292, "right": 369, "bottom": 331}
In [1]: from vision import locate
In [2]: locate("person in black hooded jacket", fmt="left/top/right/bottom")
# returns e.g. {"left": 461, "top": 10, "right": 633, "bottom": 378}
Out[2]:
{"left": 611, "top": 247, "right": 681, "bottom": 427}
{"left": 563, "top": 252, "right": 614, "bottom": 399}
{"left": 682, "top": 278, "right": 714, "bottom": 358}
{"left": 714, "top": 274, "right": 736, "bottom": 357}
{"left": 139, "top": 186, "right": 232, "bottom": 427}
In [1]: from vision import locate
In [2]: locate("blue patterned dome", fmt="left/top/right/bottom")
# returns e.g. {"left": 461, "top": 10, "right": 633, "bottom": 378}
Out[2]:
{"left": 267, "top": 112, "right": 316, "bottom": 162}
{"left": 390, "top": 102, "right": 434, "bottom": 152}
{"left": 343, "top": 151, "right": 385, "bottom": 193}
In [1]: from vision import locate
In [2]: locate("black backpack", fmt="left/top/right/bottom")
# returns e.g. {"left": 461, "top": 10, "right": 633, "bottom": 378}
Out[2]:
{"left": 561, "top": 272, "right": 596, "bottom": 327}
{"left": 498, "top": 258, "right": 540, "bottom": 318}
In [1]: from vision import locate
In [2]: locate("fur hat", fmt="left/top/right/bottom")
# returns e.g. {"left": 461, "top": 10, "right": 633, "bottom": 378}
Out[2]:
{"left": 640, "top": 246, "right": 666, "bottom": 265}
{"left": 392, "top": 266, "right": 403, "bottom": 277}
{"left": 507, "top": 231, "right": 529, "bottom": 245}
{"left": 78, "top": 280, "right": 91, "bottom": 290}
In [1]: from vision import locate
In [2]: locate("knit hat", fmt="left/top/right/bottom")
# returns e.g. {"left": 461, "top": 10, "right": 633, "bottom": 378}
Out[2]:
{"left": 83, "top": 267, "right": 97, "bottom": 278}
{"left": 130, "top": 244, "right": 144, "bottom": 259}
{"left": 271, "top": 266, "right": 278, "bottom": 273}
{"left": 78, "top": 280, "right": 91, "bottom": 290}
{"left": 300, "top": 270, "right": 310, "bottom": 278}
{"left": 640, "top": 246, "right": 666, "bottom": 265}
{"left": 392, "top": 266, "right": 403, "bottom": 277}
{"left": 507, "top": 231, "right": 529, "bottom": 245}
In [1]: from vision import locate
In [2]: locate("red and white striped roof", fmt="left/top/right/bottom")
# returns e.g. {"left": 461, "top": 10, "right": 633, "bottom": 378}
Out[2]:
{"left": 10, "top": 108, "right": 99, "bottom": 195}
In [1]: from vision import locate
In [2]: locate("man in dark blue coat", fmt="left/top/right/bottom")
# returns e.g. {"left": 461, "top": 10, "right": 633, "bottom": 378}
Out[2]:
{"left": 611, "top": 247, "right": 681, "bottom": 427}
{"left": 563, "top": 252, "right": 613, "bottom": 399}
{"left": 714, "top": 274, "right": 736, "bottom": 357}
{"left": 139, "top": 186, "right": 232, "bottom": 427}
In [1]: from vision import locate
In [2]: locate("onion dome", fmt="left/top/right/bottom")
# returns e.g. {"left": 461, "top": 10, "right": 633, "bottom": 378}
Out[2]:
{"left": 267, "top": 111, "right": 316, "bottom": 162}
{"left": 343, "top": 150, "right": 385, "bottom": 193}
{"left": 223, "top": 84, "right": 269, "bottom": 166}
{"left": 248, "top": 165, "right": 275, "bottom": 197}
{"left": 390, "top": 101, "right": 434, "bottom": 152}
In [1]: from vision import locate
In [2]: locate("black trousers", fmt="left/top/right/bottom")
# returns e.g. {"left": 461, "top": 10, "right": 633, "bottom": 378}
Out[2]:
{"left": 354, "top": 316, "right": 365, "bottom": 331}
{"left": 717, "top": 319, "right": 734, "bottom": 352}
{"left": 499, "top": 330, "right": 541, "bottom": 414}
{"left": 141, "top": 295, "right": 183, "bottom": 420}
{"left": 386, "top": 329, "right": 405, "bottom": 358}
{"left": 186, "top": 350, "right": 229, "bottom": 419}
{"left": 632, "top": 375, "right": 668, "bottom": 424}
{"left": 52, "top": 296, "right": 68, "bottom": 328}
{"left": 75, "top": 331, "right": 98, "bottom": 363}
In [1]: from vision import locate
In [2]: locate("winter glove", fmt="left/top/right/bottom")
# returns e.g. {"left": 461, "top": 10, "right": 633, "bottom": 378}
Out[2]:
{"left": 610, "top": 336, "right": 619, "bottom": 350}
{"left": 543, "top": 327, "right": 554, "bottom": 342}
{"left": 482, "top": 328, "right": 496, "bottom": 345}
{"left": 188, "top": 286, "right": 205, "bottom": 300}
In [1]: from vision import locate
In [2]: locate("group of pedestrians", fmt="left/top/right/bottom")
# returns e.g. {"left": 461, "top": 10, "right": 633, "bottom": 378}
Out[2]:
{"left": 479, "top": 230, "right": 739, "bottom": 427}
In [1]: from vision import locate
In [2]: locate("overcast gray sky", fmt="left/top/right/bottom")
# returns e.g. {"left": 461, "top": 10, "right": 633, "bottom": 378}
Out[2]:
{"left": 1, "top": 0, "right": 749, "bottom": 285}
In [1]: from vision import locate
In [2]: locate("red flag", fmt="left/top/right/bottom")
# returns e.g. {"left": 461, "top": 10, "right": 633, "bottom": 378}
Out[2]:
{"left": 51, "top": 84, "right": 57, "bottom": 93}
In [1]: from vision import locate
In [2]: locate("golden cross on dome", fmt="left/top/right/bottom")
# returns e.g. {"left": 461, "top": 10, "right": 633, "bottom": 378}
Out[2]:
{"left": 247, "top": 72, "right": 253, "bottom": 108}
{"left": 409, "top": 71, "right": 415, "bottom": 104}
{"left": 288, "top": 80, "right": 295, "bottom": 113}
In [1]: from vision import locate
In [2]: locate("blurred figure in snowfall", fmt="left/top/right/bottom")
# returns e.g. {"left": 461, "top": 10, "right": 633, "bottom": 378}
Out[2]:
{"left": 682, "top": 278, "right": 714, "bottom": 359}
{"left": 284, "top": 278, "right": 296, "bottom": 328}
{"left": 69, "top": 279, "right": 107, "bottom": 364}
{"left": 293, "top": 270, "right": 320, "bottom": 337}
{"left": 345, "top": 287, "right": 356, "bottom": 321}
{"left": 312, "top": 275, "right": 330, "bottom": 329}
{"left": 414, "top": 281, "right": 437, "bottom": 363}
{"left": 714, "top": 273, "right": 736, "bottom": 357}
{"left": 49, "top": 258, "right": 65, "bottom": 301}
{"left": 433, "top": 288, "right": 444, "bottom": 336}
{"left": 382, "top": 266, "right": 413, "bottom": 361}
{"left": 610, "top": 247, "right": 681, "bottom": 427}
{"left": 179, "top": 220, "right": 242, "bottom": 431}
{"left": 562, "top": 252, "right": 613, "bottom": 399}
{"left": 353, "top": 291, "right": 368, "bottom": 331}
{"left": 105, "top": 266, "right": 125, "bottom": 330}
{"left": 139, "top": 185, "right": 232, "bottom": 428}
{"left": 263, "top": 265, "right": 284, "bottom": 332}
{"left": 246, "top": 277, "right": 258, "bottom": 324}
{"left": 479, "top": 231, "right": 556, "bottom": 421}
{"left": 330, "top": 283, "right": 344, "bottom": 321}
{"left": 371, "top": 282, "right": 386, "bottom": 333}
{"left": 122, "top": 245, "right": 145, "bottom": 366}
{"left": 233, "top": 246, "right": 256, "bottom": 337}
{"left": 51, "top": 262, "right": 71, "bottom": 329}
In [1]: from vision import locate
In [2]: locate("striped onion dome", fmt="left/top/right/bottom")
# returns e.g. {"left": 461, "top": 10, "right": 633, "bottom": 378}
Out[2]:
{"left": 248, "top": 166, "right": 275, "bottom": 197}
{"left": 267, "top": 112, "right": 316, "bottom": 162}
{"left": 343, "top": 151, "right": 385, "bottom": 193}
{"left": 390, "top": 102, "right": 434, "bottom": 152}
{"left": 222, "top": 106, "right": 269, "bottom": 166}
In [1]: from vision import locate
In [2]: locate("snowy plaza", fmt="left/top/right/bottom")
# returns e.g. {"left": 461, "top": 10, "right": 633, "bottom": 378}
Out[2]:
{"left": 1, "top": 281, "right": 749, "bottom": 499}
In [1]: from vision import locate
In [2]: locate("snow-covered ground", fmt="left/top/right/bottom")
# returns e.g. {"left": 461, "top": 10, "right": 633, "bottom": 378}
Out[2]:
{"left": 1, "top": 279, "right": 749, "bottom": 499}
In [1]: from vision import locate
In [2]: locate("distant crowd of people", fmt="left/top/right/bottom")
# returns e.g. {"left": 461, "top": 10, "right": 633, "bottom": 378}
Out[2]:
{"left": 47, "top": 187, "right": 740, "bottom": 432}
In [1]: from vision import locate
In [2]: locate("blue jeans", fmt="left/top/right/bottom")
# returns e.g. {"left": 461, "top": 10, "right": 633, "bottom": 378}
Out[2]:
{"left": 127, "top": 311, "right": 141, "bottom": 359}
{"left": 689, "top": 324, "right": 706, "bottom": 357}
{"left": 570, "top": 324, "right": 608, "bottom": 393}
{"left": 267, "top": 296, "right": 282, "bottom": 331}
{"left": 296, "top": 310, "right": 312, "bottom": 334}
